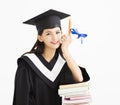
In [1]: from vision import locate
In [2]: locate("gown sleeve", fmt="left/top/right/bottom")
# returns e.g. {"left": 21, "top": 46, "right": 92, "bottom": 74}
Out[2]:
{"left": 60, "top": 64, "right": 90, "bottom": 84}
{"left": 80, "top": 66, "right": 90, "bottom": 82}
{"left": 13, "top": 59, "right": 30, "bottom": 105}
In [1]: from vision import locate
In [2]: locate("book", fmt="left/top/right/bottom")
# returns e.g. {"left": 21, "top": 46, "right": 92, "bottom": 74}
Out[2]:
{"left": 63, "top": 104, "right": 90, "bottom": 105}
{"left": 64, "top": 95, "right": 91, "bottom": 100}
{"left": 59, "top": 81, "right": 90, "bottom": 89}
{"left": 62, "top": 91, "right": 92, "bottom": 104}
{"left": 63, "top": 97, "right": 91, "bottom": 104}
{"left": 58, "top": 86, "right": 89, "bottom": 95}
{"left": 59, "top": 90, "right": 89, "bottom": 97}
{"left": 64, "top": 91, "right": 91, "bottom": 98}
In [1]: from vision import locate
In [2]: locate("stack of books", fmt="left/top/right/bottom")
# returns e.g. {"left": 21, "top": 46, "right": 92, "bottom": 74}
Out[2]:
{"left": 58, "top": 81, "right": 92, "bottom": 105}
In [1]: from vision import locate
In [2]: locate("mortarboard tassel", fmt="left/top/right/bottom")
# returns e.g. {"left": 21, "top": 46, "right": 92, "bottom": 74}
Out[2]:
{"left": 68, "top": 17, "right": 71, "bottom": 35}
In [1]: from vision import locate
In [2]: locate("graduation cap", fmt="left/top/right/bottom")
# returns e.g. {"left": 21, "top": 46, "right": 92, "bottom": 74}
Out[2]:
{"left": 23, "top": 9, "right": 70, "bottom": 34}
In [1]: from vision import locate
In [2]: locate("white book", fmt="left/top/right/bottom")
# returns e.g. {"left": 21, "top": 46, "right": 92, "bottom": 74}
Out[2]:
{"left": 59, "top": 90, "right": 90, "bottom": 97}
{"left": 59, "top": 81, "right": 90, "bottom": 89}
{"left": 64, "top": 91, "right": 91, "bottom": 98}
{"left": 58, "top": 86, "right": 89, "bottom": 95}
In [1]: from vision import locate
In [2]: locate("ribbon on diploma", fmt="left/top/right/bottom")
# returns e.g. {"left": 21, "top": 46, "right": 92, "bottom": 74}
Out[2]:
{"left": 71, "top": 28, "right": 88, "bottom": 44}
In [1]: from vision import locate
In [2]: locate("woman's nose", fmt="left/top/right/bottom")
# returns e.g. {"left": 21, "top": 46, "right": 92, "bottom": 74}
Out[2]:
{"left": 52, "top": 34, "right": 58, "bottom": 40}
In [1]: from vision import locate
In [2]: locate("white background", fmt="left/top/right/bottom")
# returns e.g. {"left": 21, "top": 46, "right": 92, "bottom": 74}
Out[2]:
{"left": 0, "top": 0, "right": 120, "bottom": 105}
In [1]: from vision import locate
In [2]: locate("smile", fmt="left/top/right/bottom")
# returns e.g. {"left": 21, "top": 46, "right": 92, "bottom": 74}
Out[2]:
{"left": 51, "top": 41, "right": 59, "bottom": 44}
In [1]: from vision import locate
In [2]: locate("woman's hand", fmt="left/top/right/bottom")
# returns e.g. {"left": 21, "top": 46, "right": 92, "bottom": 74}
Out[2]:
{"left": 61, "top": 34, "right": 72, "bottom": 54}
{"left": 61, "top": 34, "right": 72, "bottom": 59}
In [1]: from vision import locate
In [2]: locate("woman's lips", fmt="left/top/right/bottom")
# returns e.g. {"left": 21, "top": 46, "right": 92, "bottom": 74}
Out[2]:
{"left": 51, "top": 41, "right": 59, "bottom": 44}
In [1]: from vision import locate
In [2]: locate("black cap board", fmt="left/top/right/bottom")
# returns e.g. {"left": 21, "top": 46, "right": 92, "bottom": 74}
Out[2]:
{"left": 23, "top": 9, "right": 70, "bottom": 34}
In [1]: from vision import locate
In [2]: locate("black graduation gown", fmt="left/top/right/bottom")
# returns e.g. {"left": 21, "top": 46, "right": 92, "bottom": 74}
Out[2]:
{"left": 13, "top": 52, "right": 90, "bottom": 105}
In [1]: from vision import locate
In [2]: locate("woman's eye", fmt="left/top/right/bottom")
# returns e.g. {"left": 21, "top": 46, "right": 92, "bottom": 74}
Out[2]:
{"left": 56, "top": 31, "right": 61, "bottom": 34}
{"left": 46, "top": 33, "right": 51, "bottom": 35}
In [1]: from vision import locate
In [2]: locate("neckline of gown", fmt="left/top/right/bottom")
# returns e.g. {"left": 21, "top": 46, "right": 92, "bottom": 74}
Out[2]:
{"left": 35, "top": 52, "right": 58, "bottom": 71}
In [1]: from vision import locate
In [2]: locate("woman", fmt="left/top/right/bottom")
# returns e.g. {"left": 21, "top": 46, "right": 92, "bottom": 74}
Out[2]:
{"left": 13, "top": 9, "right": 90, "bottom": 105}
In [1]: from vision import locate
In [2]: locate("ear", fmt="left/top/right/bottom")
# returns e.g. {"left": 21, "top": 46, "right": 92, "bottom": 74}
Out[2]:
{"left": 37, "top": 35, "right": 43, "bottom": 42}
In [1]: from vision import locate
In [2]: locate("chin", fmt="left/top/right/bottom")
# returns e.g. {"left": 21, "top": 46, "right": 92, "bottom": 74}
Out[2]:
{"left": 51, "top": 44, "right": 60, "bottom": 49}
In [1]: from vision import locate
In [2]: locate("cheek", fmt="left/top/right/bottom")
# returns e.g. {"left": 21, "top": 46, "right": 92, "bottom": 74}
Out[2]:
{"left": 59, "top": 34, "right": 62, "bottom": 39}
{"left": 43, "top": 37, "right": 51, "bottom": 43}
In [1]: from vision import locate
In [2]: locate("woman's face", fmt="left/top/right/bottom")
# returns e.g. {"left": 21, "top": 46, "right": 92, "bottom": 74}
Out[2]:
{"left": 38, "top": 27, "right": 62, "bottom": 50}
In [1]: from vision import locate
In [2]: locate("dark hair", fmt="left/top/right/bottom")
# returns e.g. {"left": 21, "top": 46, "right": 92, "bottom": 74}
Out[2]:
{"left": 30, "top": 40, "right": 44, "bottom": 54}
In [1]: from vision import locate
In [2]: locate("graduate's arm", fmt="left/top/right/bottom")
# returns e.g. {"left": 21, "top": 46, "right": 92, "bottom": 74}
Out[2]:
{"left": 13, "top": 59, "right": 30, "bottom": 105}
{"left": 63, "top": 49, "right": 83, "bottom": 82}
{"left": 61, "top": 35, "right": 83, "bottom": 82}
